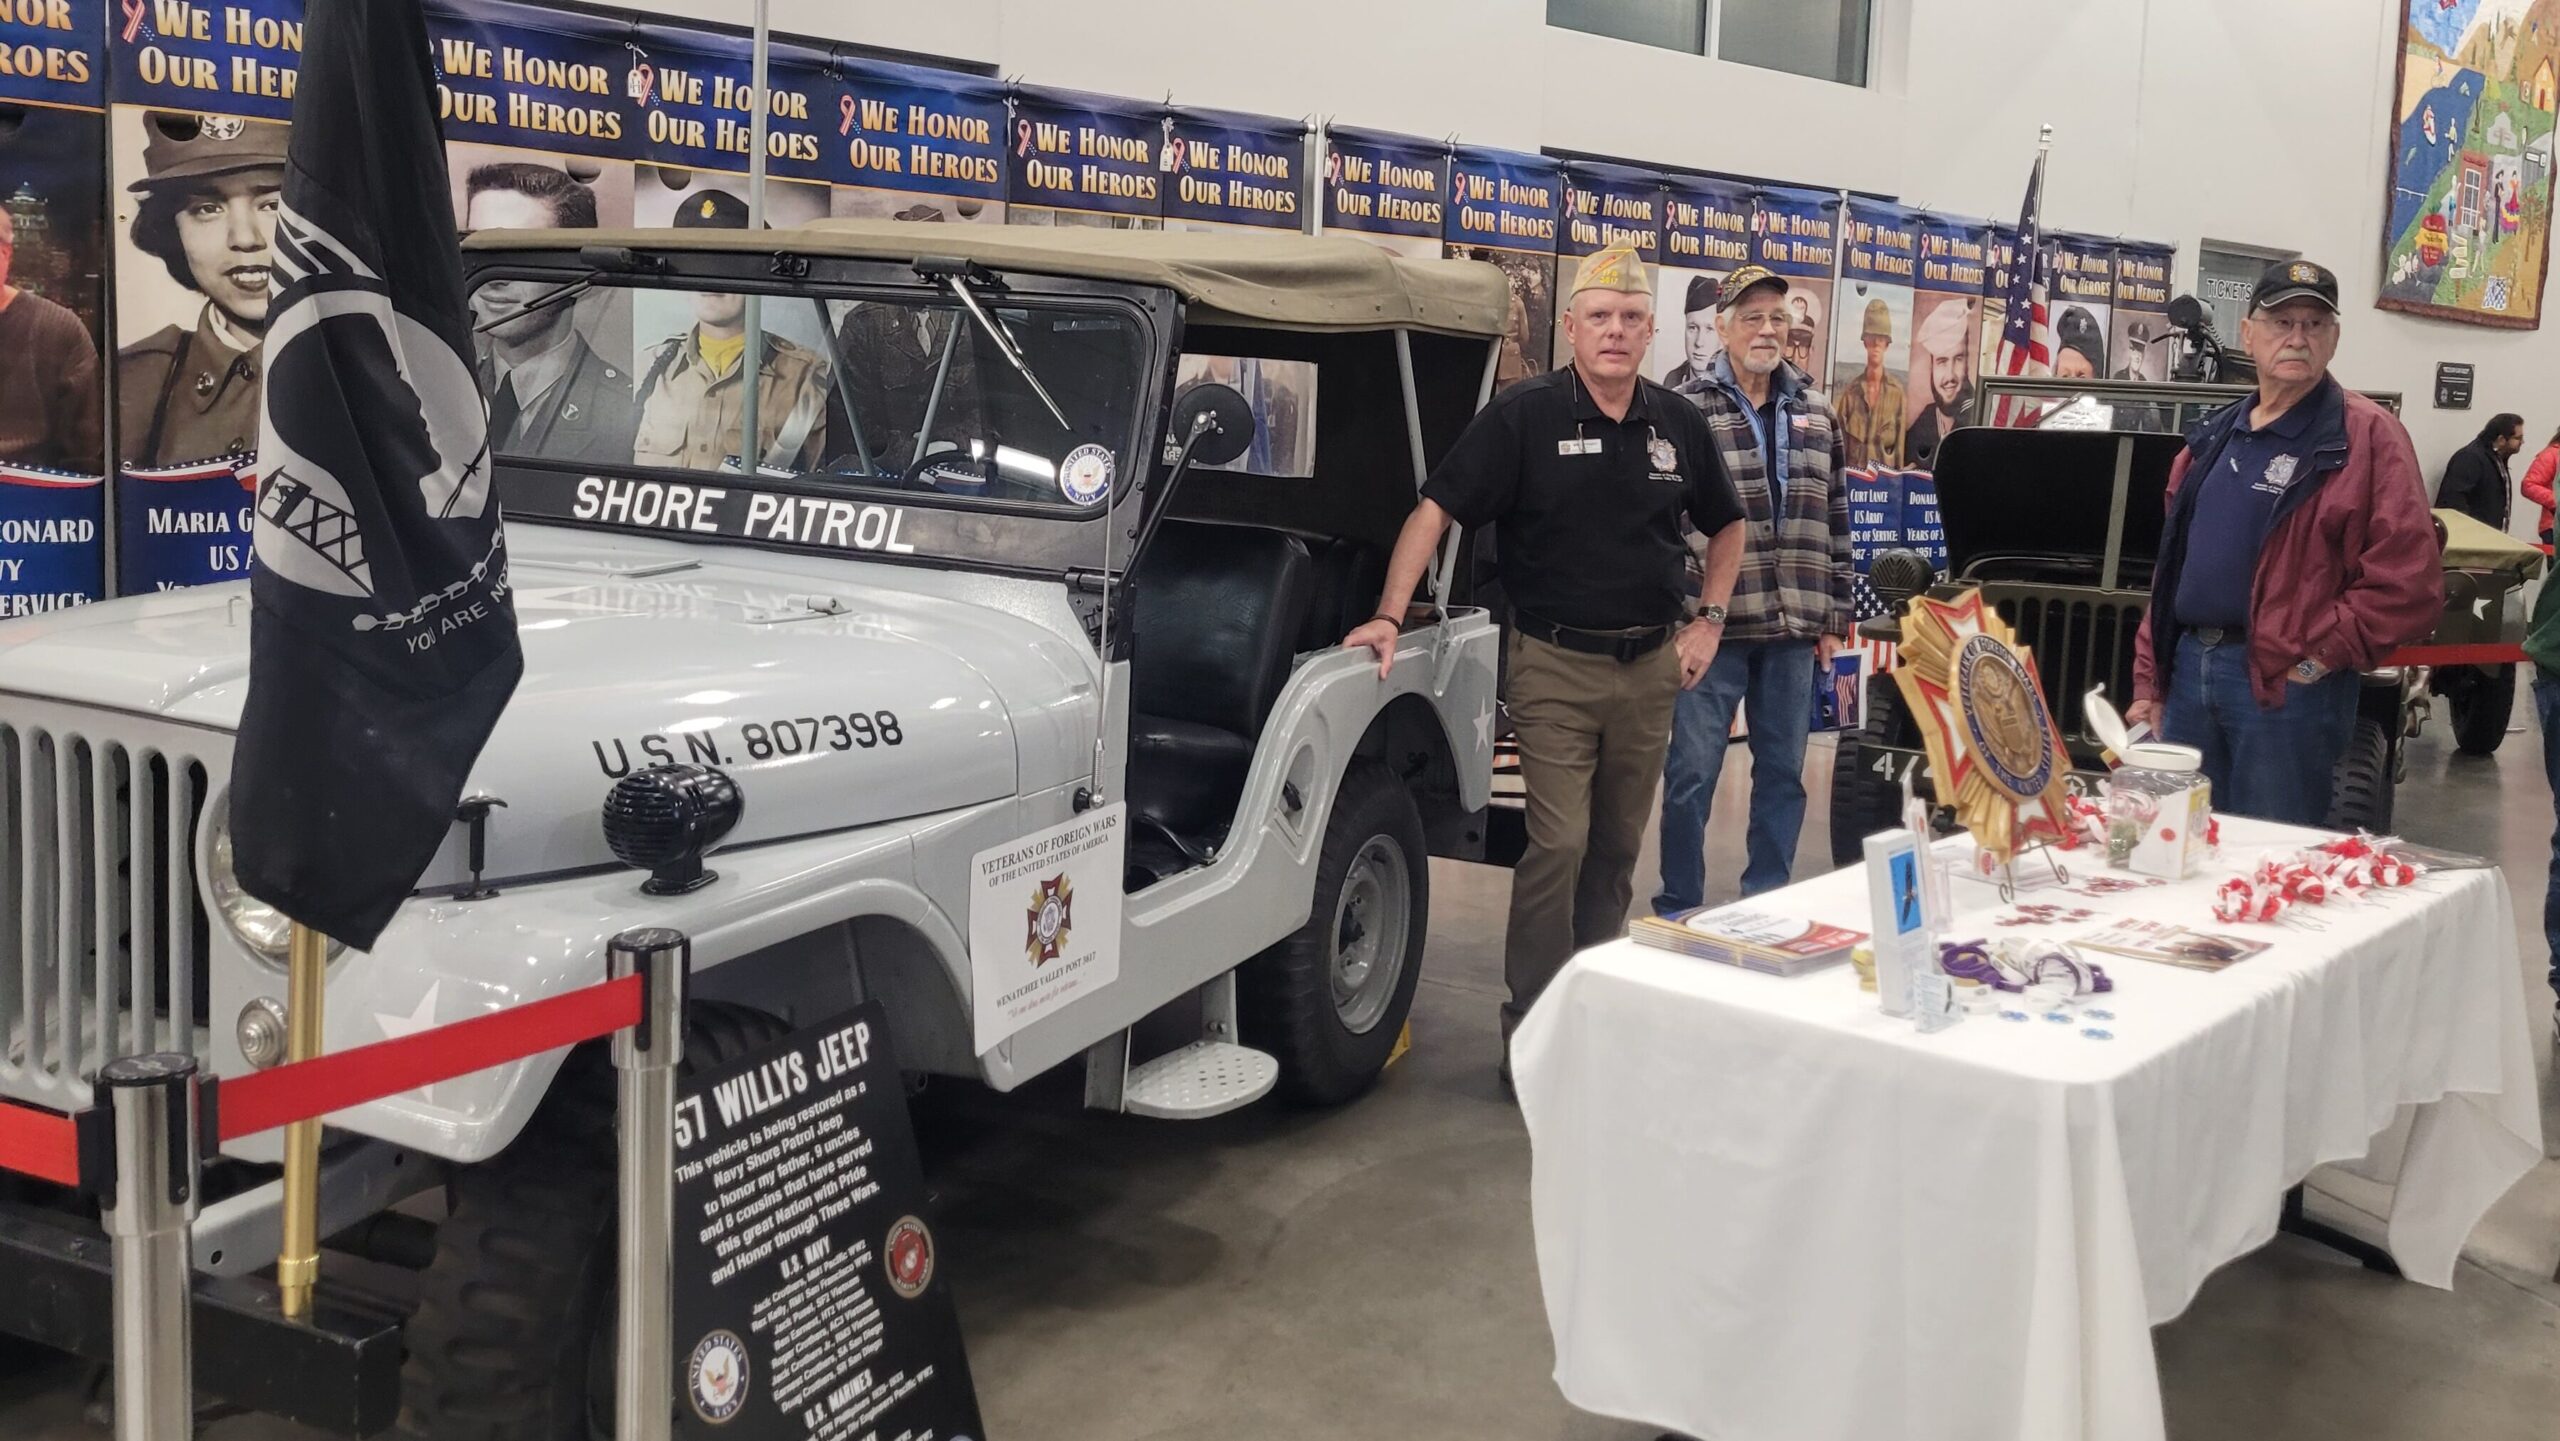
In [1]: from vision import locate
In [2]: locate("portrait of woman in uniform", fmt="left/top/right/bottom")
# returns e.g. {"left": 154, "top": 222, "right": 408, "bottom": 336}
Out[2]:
{"left": 113, "top": 110, "right": 289, "bottom": 469}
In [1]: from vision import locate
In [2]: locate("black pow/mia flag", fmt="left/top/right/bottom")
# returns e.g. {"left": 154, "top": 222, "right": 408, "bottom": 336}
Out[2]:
{"left": 230, "top": 0, "right": 521, "bottom": 951}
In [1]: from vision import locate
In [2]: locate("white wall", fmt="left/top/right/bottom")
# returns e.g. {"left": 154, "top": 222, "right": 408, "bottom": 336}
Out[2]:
{"left": 629, "top": 0, "right": 2545, "bottom": 500}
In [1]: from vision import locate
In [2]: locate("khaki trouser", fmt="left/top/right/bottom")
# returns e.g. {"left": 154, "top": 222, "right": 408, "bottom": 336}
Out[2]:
{"left": 1503, "top": 629, "right": 1683, "bottom": 1042}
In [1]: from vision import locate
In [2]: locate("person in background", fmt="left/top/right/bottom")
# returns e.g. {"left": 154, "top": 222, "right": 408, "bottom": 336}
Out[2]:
{"left": 0, "top": 209, "right": 102, "bottom": 472}
{"left": 1903, "top": 300, "right": 1973, "bottom": 470}
{"left": 2522, "top": 570, "right": 2560, "bottom": 1046}
{"left": 1835, "top": 297, "right": 1905, "bottom": 470}
{"left": 632, "top": 189, "right": 830, "bottom": 473}
{"left": 2436, "top": 411, "right": 2522, "bottom": 532}
{"left": 117, "top": 111, "right": 287, "bottom": 467}
{"left": 2128, "top": 260, "right": 2442, "bottom": 825}
{"left": 1653, "top": 265, "right": 1851, "bottom": 911}
{"left": 2052, "top": 304, "right": 2105, "bottom": 382}
{"left": 1662, "top": 275, "right": 1720, "bottom": 391}
{"left": 461, "top": 163, "right": 635, "bottom": 465}
{"left": 2519, "top": 424, "right": 2558, "bottom": 544}
{"left": 1340, "top": 245, "right": 1745, "bottom": 1093}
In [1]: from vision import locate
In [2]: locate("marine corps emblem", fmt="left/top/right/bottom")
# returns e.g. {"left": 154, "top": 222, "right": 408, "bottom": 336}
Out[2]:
{"left": 1889, "top": 587, "right": 2073, "bottom": 863}
{"left": 885, "top": 1216, "right": 936, "bottom": 1299}
{"left": 1024, "top": 874, "right": 1073, "bottom": 966}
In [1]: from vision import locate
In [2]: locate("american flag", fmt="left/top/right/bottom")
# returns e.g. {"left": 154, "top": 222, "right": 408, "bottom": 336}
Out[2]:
{"left": 1989, "top": 149, "right": 2050, "bottom": 427}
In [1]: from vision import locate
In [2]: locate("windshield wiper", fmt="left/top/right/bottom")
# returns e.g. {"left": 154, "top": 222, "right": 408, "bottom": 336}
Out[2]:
{"left": 924, "top": 265, "right": 1073, "bottom": 432}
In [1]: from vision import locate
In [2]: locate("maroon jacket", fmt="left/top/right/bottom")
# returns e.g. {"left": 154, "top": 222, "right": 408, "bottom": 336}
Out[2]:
{"left": 2134, "top": 379, "right": 2442, "bottom": 711}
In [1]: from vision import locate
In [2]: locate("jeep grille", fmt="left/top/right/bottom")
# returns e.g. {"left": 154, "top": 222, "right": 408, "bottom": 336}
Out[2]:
{"left": 1981, "top": 588, "right": 2147, "bottom": 751}
{"left": 0, "top": 709, "right": 215, "bottom": 1109}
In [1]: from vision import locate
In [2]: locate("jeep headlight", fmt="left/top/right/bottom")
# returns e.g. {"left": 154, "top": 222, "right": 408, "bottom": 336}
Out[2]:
{"left": 206, "top": 807, "right": 344, "bottom": 965}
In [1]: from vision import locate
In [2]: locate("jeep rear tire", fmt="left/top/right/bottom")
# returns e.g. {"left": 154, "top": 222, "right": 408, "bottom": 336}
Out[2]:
{"left": 1830, "top": 682, "right": 1912, "bottom": 867}
{"left": 394, "top": 1002, "right": 794, "bottom": 1441}
{"left": 2327, "top": 715, "right": 2396, "bottom": 834}
{"left": 1242, "top": 758, "right": 1427, "bottom": 1106}
{"left": 2448, "top": 663, "right": 2516, "bottom": 757}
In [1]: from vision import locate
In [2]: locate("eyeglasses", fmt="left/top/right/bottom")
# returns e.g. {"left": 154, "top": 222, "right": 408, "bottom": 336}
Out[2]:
{"left": 1728, "top": 310, "right": 1789, "bottom": 331}
{"left": 2251, "top": 312, "right": 2337, "bottom": 339}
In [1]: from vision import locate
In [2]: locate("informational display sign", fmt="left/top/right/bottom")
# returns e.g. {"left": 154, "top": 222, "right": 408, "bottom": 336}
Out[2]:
{"left": 673, "top": 1004, "right": 984, "bottom": 1441}
{"left": 2109, "top": 242, "right": 2175, "bottom": 382}
{"left": 2435, "top": 360, "right": 2476, "bottom": 410}
{"left": 1552, "top": 161, "right": 1660, "bottom": 368}
{"left": 1160, "top": 106, "right": 1304, "bottom": 231}
{"left": 1752, "top": 184, "right": 1839, "bottom": 384}
{"left": 1908, "top": 214, "right": 1986, "bottom": 472}
{"left": 831, "top": 55, "right": 1005, "bottom": 223}
{"left": 1834, "top": 199, "right": 1921, "bottom": 472}
{"left": 1, "top": 0, "right": 103, "bottom": 110}
{"left": 1444, "top": 144, "right": 1558, "bottom": 389}
{"left": 0, "top": 467, "right": 105, "bottom": 615}
{"left": 1900, "top": 469, "right": 1945, "bottom": 571}
{"left": 1978, "top": 224, "right": 2022, "bottom": 382}
{"left": 2046, "top": 232, "right": 2117, "bottom": 383}
{"left": 968, "top": 802, "right": 1125, "bottom": 1054}
{"left": 1006, "top": 83, "right": 1161, "bottom": 224}
{"left": 627, "top": 25, "right": 831, "bottom": 186}
{"left": 115, "top": 457, "right": 251, "bottom": 593}
{"left": 1321, "top": 124, "right": 1444, "bottom": 257}
{"left": 1650, "top": 173, "right": 1752, "bottom": 389}
{"left": 111, "top": 0, "right": 304, "bottom": 122}
{"left": 427, "top": 0, "right": 637, "bottom": 163}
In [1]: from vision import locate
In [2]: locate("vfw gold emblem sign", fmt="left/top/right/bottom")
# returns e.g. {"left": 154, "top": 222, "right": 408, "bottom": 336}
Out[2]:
{"left": 1890, "top": 588, "right": 2073, "bottom": 863}
{"left": 1024, "top": 874, "right": 1074, "bottom": 966}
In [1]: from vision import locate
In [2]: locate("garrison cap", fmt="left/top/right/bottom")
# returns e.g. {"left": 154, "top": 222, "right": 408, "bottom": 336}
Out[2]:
{"left": 1569, "top": 244, "right": 1651, "bottom": 298}
{"left": 130, "top": 112, "right": 289, "bottom": 192}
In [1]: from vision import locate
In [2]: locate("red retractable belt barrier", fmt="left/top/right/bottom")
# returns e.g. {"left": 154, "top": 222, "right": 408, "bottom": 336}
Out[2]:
{"left": 0, "top": 1098, "right": 79, "bottom": 1188}
{"left": 218, "top": 974, "right": 643, "bottom": 1143}
{"left": 2381, "top": 642, "right": 2529, "bottom": 667}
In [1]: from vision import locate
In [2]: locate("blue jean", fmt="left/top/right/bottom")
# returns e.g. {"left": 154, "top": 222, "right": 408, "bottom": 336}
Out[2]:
{"left": 2534, "top": 676, "right": 2560, "bottom": 1003}
{"left": 1653, "top": 638, "right": 1817, "bottom": 914}
{"left": 2161, "top": 631, "right": 2356, "bottom": 828}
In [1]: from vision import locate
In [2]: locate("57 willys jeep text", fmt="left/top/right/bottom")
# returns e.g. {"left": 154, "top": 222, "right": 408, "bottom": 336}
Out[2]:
{"left": 0, "top": 221, "right": 1509, "bottom": 1435}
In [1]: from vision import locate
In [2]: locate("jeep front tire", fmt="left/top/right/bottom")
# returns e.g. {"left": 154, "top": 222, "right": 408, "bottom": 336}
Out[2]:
{"left": 1242, "top": 759, "right": 1428, "bottom": 1106}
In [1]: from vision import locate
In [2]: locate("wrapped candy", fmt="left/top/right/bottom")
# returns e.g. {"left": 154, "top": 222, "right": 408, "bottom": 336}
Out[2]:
{"left": 2213, "top": 877, "right": 2288, "bottom": 924}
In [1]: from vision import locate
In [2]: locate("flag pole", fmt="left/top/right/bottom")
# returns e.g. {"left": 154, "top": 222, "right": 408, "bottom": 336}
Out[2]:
{"left": 738, "top": 0, "right": 771, "bottom": 474}
{"left": 277, "top": 920, "right": 328, "bottom": 1318}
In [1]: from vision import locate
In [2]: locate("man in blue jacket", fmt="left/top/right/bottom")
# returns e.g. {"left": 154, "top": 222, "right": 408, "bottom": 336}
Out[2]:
{"left": 1654, "top": 266, "right": 1853, "bottom": 910}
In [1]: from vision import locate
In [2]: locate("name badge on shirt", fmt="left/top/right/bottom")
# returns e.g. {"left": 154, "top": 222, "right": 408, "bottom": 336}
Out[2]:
{"left": 1558, "top": 437, "right": 1601, "bottom": 456}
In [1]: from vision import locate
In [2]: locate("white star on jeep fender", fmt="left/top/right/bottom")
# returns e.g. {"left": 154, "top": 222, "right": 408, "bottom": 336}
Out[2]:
{"left": 374, "top": 981, "right": 443, "bottom": 1104}
{"left": 1473, "top": 700, "right": 1494, "bottom": 753}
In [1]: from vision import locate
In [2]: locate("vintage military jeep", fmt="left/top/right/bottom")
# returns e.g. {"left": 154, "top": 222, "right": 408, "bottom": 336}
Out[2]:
{"left": 1832, "top": 425, "right": 2424, "bottom": 863}
{"left": 0, "top": 221, "right": 1508, "bottom": 1434}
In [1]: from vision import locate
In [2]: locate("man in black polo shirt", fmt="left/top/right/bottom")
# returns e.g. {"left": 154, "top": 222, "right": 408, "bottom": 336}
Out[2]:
{"left": 1344, "top": 245, "right": 1746, "bottom": 1086}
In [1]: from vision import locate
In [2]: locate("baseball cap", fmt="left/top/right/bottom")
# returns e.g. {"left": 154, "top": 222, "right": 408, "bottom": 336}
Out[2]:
{"left": 130, "top": 112, "right": 289, "bottom": 192}
{"left": 2250, "top": 259, "right": 2339, "bottom": 314}
{"left": 1716, "top": 264, "right": 1787, "bottom": 311}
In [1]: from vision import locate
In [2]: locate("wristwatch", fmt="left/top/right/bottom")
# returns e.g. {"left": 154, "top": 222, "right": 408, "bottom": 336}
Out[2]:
{"left": 2292, "top": 658, "right": 2328, "bottom": 683}
{"left": 1697, "top": 603, "right": 1729, "bottom": 626}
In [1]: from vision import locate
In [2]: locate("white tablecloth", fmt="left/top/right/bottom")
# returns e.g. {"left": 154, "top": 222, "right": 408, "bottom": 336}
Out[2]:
{"left": 1513, "top": 818, "right": 2545, "bottom": 1441}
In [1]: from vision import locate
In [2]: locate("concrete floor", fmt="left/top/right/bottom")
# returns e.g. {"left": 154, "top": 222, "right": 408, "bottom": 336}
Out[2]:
{"left": 4, "top": 720, "right": 2557, "bottom": 1440}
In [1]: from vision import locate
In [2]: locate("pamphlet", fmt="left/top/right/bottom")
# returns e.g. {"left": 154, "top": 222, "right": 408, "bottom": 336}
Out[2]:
{"left": 1631, "top": 906, "right": 1866, "bottom": 977}
{"left": 2075, "top": 918, "right": 2270, "bottom": 972}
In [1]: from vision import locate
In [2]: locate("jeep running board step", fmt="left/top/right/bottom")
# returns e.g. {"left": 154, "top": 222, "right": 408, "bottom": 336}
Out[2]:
{"left": 1121, "top": 1040, "right": 1279, "bottom": 1119}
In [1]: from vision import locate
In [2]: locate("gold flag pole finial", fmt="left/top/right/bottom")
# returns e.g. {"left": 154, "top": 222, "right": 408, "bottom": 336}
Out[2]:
{"left": 276, "top": 920, "right": 329, "bottom": 1318}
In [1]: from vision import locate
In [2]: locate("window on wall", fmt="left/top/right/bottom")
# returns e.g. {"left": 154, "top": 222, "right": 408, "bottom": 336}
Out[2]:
{"left": 1546, "top": 0, "right": 1873, "bottom": 87}
{"left": 1547, "top": 1, "right": 1709, "bottom": 53}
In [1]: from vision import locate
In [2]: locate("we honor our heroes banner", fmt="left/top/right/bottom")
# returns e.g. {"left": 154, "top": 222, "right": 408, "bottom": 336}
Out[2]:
{"left": 19, "top": 0, "right": 2182, "bottom": 614}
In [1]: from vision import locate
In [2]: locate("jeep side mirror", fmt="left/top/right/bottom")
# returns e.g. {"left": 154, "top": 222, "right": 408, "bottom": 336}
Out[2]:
{"left": 1170, "top": 381, "right": 1255, "bottom": 469}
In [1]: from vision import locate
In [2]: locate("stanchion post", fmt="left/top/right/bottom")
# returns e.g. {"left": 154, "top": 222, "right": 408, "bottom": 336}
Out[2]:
{"left": 277, "top": 920, "right": 330, "bottom": 1319}
{"left": 99, "top": 1053, "right": 201, "bottom": 1441}
{"left": 612, "top": 928, "right": 689, "bottom": 1441}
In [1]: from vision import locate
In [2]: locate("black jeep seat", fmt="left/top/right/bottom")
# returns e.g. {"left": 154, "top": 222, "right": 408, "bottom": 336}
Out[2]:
{"left": 1128, "top": 520, "right": 1315, "bottom": 846}
{"left": 1298, "top": 536, "right": 1387, "bottom": 653}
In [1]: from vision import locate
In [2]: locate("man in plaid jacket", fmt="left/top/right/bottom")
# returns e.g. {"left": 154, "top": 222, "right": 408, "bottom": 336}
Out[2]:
{"left": 1656, "top": 266, "right": 1853, "bottom": 910}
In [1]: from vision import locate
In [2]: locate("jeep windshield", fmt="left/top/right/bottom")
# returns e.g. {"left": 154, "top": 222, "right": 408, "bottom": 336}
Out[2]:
{"left": 471, "top": 271, "right": 1151, "bottom": 571}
